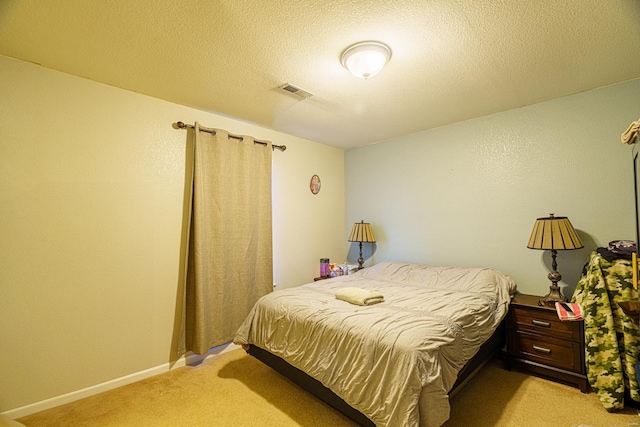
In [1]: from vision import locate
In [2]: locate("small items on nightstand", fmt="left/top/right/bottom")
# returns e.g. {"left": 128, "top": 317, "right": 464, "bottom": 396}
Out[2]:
{"left": 314, "top": 263, "right": 359, "bottom": 282}
{"left": 313, "top": 258, "right": 360, "bottom": 282}
{"left": 320, "top": 258, "right": 330, "bottom": 278}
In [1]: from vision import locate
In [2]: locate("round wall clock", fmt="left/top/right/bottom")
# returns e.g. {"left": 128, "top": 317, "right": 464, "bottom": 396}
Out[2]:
{"left": 310, "top": 174, "right": 321, "bottom": 194}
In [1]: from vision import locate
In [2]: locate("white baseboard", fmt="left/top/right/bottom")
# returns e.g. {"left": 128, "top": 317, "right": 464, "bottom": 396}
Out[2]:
{"left": 1, "top": 343, "right": 241, "bottom": 420}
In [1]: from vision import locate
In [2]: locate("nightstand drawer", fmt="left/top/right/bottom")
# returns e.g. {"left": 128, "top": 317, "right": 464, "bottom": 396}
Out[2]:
{"left": 509, "top": 305, "right": 581, "bottom": 341}
{"left": 508, "top": 330, "right": 582, "bottom": 372}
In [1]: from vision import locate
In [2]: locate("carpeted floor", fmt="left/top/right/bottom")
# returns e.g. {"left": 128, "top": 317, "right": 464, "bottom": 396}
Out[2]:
{"left": 446, "top": 360, "right": 640, "bottom": 427}
{"left": 15, "top": 349, "right": 640, "bottom": 427}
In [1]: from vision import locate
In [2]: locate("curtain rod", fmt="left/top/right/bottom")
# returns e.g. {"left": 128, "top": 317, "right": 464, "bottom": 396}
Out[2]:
{"left": 175, "top": 122, "right": 286, "bottom": 152}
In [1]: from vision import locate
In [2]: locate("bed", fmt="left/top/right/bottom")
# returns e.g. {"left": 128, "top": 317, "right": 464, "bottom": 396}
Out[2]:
{"left": 234, "top": 262, "right": 516, "bottom": 427}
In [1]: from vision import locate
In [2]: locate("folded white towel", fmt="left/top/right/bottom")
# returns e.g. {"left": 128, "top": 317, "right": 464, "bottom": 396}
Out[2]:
{"left": 335, "top": 287, "right": 384, "bottom": 306}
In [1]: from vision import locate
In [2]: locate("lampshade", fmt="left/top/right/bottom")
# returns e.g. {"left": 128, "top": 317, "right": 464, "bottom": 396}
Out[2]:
{"left": 348, "top": 221, "right": 376, "bottom": 243}
{"left": 527, "top": 214, "right": 583, "bottom": 250}
{"left": 340, "top": 41, "right": 391, "bottom": 79}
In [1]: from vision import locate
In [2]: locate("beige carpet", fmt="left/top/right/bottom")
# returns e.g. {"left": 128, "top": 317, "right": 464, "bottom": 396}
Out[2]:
{"left": 446, "top": 361, "right": 640, "bottom": 427}
{"left": 15, "top": 349, "right": 640, "bottom": 427}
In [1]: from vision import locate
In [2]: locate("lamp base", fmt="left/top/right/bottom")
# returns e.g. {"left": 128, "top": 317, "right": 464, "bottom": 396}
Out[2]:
{"left": 357, "top": 242, "right": 364, "bottom": 269}
{"left": 539, "top": 285, "right": 567, "bottom": 306}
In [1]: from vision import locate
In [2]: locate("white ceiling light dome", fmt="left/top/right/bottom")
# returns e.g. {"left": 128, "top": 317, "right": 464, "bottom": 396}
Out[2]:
{"left": 340, "top": 41, "right": 392, "bottom": 79}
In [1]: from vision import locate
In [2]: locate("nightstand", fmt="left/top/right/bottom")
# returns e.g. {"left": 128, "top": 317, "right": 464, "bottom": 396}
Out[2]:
{"left": 505, "top": 294, "right": 588, "bottom": 392}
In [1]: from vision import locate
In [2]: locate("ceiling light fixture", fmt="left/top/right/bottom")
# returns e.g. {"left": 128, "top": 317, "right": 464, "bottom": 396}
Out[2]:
{"left": 340, "top": 41, "right": 391, "bottom": 79}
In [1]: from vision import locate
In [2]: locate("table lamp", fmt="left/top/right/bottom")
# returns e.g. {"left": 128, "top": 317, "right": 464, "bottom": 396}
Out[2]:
{"left": 527, "top": 214, "right": 584, "bottom": 306}
{"left": 348, "top": 220, "right": 376, "bottom": 270}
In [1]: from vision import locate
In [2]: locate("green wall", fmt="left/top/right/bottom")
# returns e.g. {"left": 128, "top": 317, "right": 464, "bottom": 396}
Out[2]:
{"left": 346, "top": 78, "right": 640, "bottom": 297}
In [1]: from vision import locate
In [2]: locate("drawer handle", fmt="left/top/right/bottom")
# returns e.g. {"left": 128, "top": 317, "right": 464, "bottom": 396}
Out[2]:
{"left": 532, "top": 345, "right": 552, "bottom": 354}
{"left": 532, "top": 319, "right": 551, "bottom": 328}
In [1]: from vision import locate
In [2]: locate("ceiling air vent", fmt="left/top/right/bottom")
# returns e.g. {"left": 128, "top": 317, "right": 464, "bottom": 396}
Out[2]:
{"left": 278, "top": 83, "right": 313, "bottom": 99}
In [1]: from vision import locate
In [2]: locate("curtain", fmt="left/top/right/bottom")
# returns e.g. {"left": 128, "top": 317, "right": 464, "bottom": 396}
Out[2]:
{"left": 184, "top": 123, "right": 273, "bottom": 355}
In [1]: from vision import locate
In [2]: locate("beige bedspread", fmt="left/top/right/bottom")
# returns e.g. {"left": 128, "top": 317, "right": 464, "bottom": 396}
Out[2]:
{"left": 234, "top": 262, "right": 516, "bottom": 427}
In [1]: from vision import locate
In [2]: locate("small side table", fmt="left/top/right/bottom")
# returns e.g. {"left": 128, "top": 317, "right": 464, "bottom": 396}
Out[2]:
{"left": 505, "top": 294, "right": 588, "bottom": 392}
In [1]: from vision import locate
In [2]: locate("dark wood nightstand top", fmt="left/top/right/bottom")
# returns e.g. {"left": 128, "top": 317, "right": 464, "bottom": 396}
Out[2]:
{"left": 511, "top": 294, "right": 555, "bottom": 310}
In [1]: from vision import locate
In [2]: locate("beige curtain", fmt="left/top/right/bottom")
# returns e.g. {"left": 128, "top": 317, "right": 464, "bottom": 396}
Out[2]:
{"left": 184, "top": 123, "right": 273, "bottom": 355}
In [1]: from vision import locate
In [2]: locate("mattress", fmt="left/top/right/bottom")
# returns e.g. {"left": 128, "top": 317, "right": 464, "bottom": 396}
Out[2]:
{"left": 234, "top": 261, "right": 516, "bottom": 426}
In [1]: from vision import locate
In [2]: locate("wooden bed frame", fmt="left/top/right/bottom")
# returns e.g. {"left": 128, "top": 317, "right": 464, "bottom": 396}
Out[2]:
{"left": 245, "top": 320, "right": 506, "bottom": 426}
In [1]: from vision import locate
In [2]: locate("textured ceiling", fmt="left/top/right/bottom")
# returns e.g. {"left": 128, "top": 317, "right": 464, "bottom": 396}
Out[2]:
{"left": 1, "top": 0, "right": 639, "bottom": 149}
